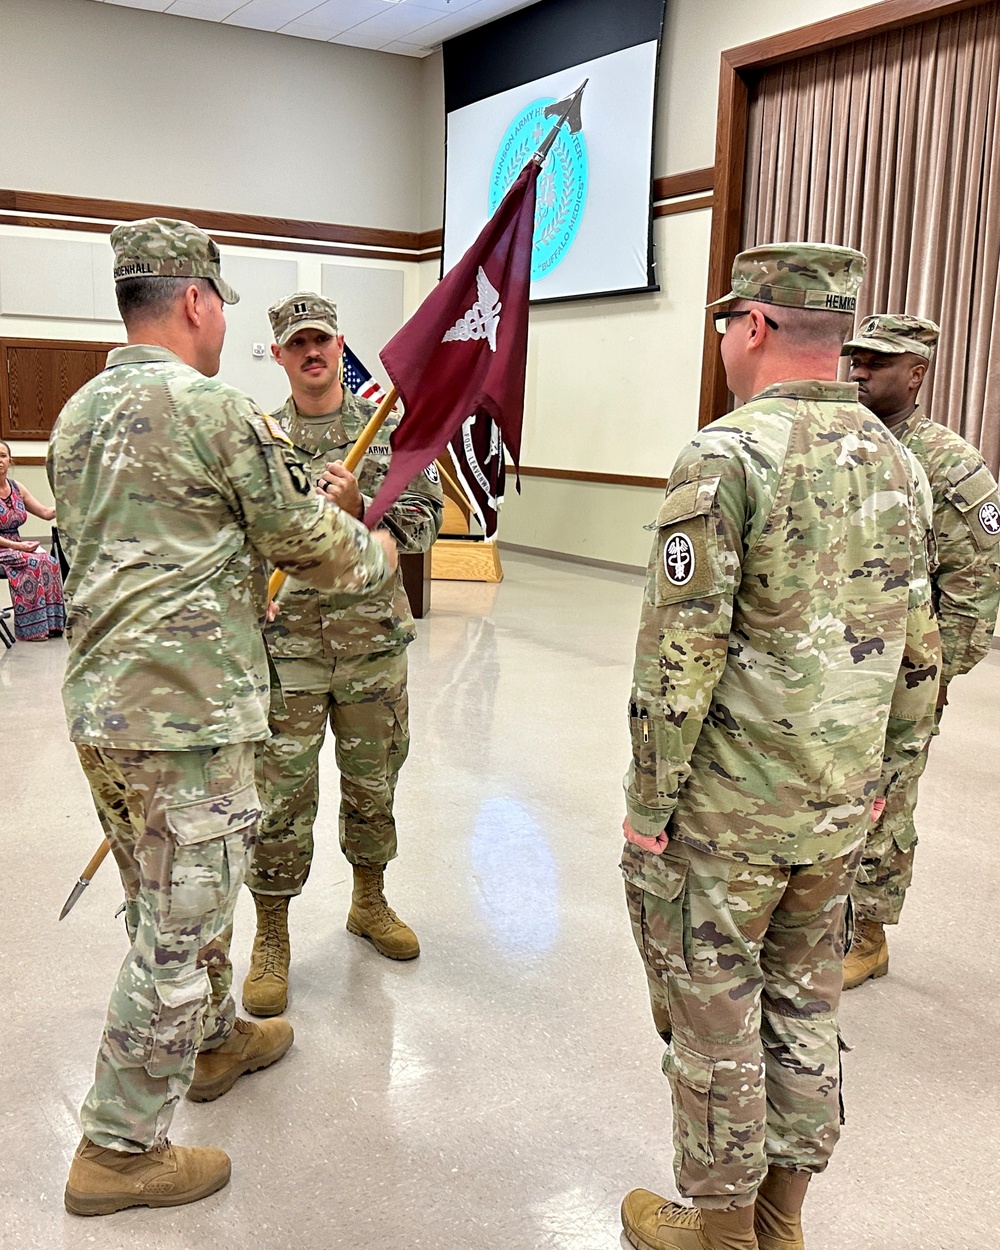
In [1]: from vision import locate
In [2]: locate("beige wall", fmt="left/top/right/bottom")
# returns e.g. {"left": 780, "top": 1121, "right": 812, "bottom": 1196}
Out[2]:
{"left": 485, "top": 0, "right": 885, "bottom": 565}
{"left": 0, "top": 0, "right": 425, "bottom": 229}
{"left": 1, "top": 0, "right": 889, "bottom": 562}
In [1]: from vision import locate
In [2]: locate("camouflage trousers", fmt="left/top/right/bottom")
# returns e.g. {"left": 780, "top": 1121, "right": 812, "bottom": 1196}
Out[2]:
{"left": 75, "top": 743, "right": 259, "bottom": 1151}
{"left": 248, "top": 648, "right": 409, "bottom": 895}
{"left": 852, "top": 706, "right": 942, "bottom": 925}
{"left": 622, "top": 838, "right": 860, "bottom": 1209}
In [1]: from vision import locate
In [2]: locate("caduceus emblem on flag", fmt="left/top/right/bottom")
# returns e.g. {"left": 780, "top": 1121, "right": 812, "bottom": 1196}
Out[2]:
{"left": 442, "top": 267, "right": 503, "bottom": 352}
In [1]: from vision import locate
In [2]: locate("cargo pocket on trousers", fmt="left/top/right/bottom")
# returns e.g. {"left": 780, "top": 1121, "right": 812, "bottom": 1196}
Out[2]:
{"left": 621, "top": 843, "right": 690, "bottom": 976}
{"left": 165, "top": 784, "right": 260, "bottom": 919}
{"left": 146, "top": 968, "right": 212, "bottom": 1078}
{"left": 663, "top": 1039, "right": 716, "bottom": 1168}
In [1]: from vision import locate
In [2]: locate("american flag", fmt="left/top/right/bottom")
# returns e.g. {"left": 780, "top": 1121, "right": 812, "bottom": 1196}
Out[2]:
{"left": 342, "top": 343, "right": 506, "bottom": 539}
{"left": 342, "top": 344, "right": 387, "bottom": 404}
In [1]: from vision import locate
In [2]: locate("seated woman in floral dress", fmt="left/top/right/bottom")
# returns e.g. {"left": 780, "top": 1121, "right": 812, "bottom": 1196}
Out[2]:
{"left": 0, "top": 440, "right": 66, "bottom": 641}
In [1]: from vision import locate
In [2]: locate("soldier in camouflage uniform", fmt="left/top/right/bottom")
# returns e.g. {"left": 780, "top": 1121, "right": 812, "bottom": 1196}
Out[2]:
{"left": 618, "top": 245, "right": 941, "bottom": 1250}
{"left": 842, "top": 315, "right": 1000, "bottom": 988}
{"left": 242, "top": 292, "right": 442, "bottom": 1017}
{"left": 49, "top": 221, "right": 396, "bottom": 1216}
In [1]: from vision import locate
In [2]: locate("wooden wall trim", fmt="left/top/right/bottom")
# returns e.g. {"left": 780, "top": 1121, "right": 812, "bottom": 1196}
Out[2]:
{"left": 699, "top": 0, "right": 994, "bottom": 429}
{"left": 654, "top": 195, "right": 714, "bottom": 219}
{"left": 519, "top": 465, "right": 666, "bottom": 489}
{"left": 0, "top": 189, "right": 426, "bottom": 254}
{"left": 11, "top": 457, "right": 47, "bottom": 465}
{"left": 0, "top": 176, "right": 714, "bottom": 259}
{"left": 724, "top": 0, "right": 988, "bottom": 70}
{"left": 653, "top": 168, "right": 715, "bottom": 201}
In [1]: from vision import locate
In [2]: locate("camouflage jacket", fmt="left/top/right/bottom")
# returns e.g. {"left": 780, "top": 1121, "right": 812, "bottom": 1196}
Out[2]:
{"left": 48, "top": 345, "right": 391, "bottom": 751}
{"left": 890, "top": 407, "right": 1000, "bottom": 685}
{"left": 264, "top": 389, "right": 443, "bottom": 664}
{"left": 625, "top": 379, "right": 941, "bottom": 867}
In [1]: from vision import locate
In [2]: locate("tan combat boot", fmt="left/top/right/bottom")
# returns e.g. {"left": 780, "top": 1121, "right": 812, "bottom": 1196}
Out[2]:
{"left": 621, "top": 1189, "right": 758, "bottom": 1250}
{"left": 242, "top": 893, "right": 291, "bottom": 1016}
{"left": 754, "top": 1167, "right": 811, "bottom": 1250}
{"left": 843, "top": 918, "right": 888, "bottom": 990}
{"left": 346, "top": 864, "right": 420, "bottom": 960}
{"left": 186, "top": 1017, "right": 293, "bottom": 1102}
{"left": 64, "top": 1136, "right": 230, "bottom": 1216}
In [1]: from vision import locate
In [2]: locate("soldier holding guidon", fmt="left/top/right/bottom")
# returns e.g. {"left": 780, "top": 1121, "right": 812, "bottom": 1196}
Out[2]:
{"left": 242, "top": 292, "right": 443, "bottom": 1018}
{"left": 49, "top": 222, "right": 397, "bottom": 1216}
{"left": 843, "top": 314, "right": 1000, "bottom": 988}
{"left": 619, "top": 245, "right": 941, "bottom": 1250}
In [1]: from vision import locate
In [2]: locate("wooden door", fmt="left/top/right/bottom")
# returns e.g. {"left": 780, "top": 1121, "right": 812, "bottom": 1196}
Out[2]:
{"left": 0, "top": 338, "right": 120, "bottom": 440}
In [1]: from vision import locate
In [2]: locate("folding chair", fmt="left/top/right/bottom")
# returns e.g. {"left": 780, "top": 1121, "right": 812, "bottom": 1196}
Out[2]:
{"left": 0, "top": 567, "right": 14, "bottom": 648}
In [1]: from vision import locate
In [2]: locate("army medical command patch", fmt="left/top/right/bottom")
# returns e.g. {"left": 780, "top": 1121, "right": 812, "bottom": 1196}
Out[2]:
{"left": 664, "top": 532, "right": 696, "bottom": 586}
{"left": 652, "top": 475, "right": 724, "bottom": 606}
{"left": 979, "top": 500, "right": 1000, "bottom": 536}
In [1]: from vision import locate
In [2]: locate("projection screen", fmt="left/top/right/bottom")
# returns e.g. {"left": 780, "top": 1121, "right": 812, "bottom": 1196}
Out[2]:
{"left": 442, "top": 0, "right": 668, "bottom": 303}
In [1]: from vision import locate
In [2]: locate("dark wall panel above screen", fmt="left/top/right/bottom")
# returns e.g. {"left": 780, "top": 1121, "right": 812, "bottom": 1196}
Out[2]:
{"left": 444, "top": 0, "right": 667, "bottom": 111}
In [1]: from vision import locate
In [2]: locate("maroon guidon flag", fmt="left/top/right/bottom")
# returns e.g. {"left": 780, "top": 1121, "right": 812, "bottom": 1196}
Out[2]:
{"left": 363, "top": 160, "right": 539, "bottom": 529}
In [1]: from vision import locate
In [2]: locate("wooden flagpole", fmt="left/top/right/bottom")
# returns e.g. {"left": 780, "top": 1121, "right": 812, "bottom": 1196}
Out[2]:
{"left": 62, "top": 385, "right": 399, "bottom": 916}
{"left": 266, "top": 384, "right": 398, "bottom": 602}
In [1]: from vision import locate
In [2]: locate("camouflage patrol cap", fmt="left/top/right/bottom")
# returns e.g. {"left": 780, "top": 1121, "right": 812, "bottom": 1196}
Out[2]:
{"left": 707, "top": 242, "right": 866, "bottom": 313}
{"left": 269, "top": 292, "right": 339, "bottom": 347}
{"left": 110, "top": 217, "right": 239, "bottom": 304}
{"left": 841, "top": 313, "right": 940, "bottom": 360}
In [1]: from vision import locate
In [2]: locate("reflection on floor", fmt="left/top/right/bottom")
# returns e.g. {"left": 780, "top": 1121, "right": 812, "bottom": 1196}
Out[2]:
{"left": 2, "top": 551, "right": 998, "bottom": 1249}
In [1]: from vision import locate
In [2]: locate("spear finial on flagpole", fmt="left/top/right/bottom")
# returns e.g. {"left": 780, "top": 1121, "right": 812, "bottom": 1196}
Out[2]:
{"left": 533, "top": 79, "right": 588, "bottom": 166}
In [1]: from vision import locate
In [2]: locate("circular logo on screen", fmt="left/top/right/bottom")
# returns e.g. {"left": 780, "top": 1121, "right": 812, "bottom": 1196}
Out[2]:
{"left": 489, "top": 99, "right": 588, "bottom": 282}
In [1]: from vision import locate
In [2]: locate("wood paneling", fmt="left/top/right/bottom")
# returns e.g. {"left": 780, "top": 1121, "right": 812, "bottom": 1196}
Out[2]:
{"left": 652, "top": 168, "right": 715, "bottom": 201}
{"left": 700, "top": 0, "right": 997, "bottom": 429}
{"left": 0, "top": 189, "right": 424, "bottom": 253}
{"left": 399, "top": 550, "right": 431, "bottom": 618}
{"left": 519, "top": 465, "right": 667, "bottom": 489}
{"left": 1, "top": 338, "right": 119, "bottom": 440}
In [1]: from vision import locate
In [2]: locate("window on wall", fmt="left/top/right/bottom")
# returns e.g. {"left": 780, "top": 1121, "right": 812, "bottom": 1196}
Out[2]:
{"left": 0, "top": 339, "right": 118, "bottom": 440}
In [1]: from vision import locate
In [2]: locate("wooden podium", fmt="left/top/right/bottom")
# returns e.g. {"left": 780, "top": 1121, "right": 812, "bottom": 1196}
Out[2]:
{"left": 430, "top": 466, "right": 503, "bottom": 583}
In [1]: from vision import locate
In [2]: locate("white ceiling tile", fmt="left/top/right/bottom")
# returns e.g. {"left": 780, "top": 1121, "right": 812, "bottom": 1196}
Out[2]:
{"left": 393, "top": 0, "right": 479, "bottom": 12}
{"left": 278, "top": 0, "right": 386, "bottom": 36}
{"left": 91, "top": 0, "right": 542, "bottom": 52}
{"left": 222, "top": 1, "right": 318, "bottom": 31}
{"left": 166, "top": 0, "right": 244, "bottom": 19}
{"left": 101, "top": 0, "right": 174, "bottom": 11}
{"left": 340, "top": 4, "right": 446, "bottom": 42}
{"left": 403, "top": 10, "right": 479, "bottom": 44}
{"left": 333, "top": 26, "right": 394, "bottom": 50}
{"left": 379, "top": 39, "right": 435, "bottom": 57}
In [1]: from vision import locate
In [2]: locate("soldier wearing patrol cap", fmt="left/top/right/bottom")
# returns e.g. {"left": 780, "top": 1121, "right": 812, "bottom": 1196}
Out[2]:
{"left": 240, "top": 291, "right": 442, "bottom": 1017}
{"left": 618, "top": 244, "right": 941, "bottom": 1250}
{"left": 843, "top": 314, "right": 1000, "bottom": 989}
{"left": 49, "top": 221, "right": 398, "bottom": 1215}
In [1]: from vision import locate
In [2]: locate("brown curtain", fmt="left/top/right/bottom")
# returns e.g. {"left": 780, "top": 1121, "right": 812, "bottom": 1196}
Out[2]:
{"left": 743, "top": 2, "right": 1000, "bottom": 475}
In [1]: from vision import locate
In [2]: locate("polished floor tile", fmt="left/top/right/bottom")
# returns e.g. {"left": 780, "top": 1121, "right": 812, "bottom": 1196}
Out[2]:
{"left": 1, "top": 551, "right": 997, "bottom": 1249}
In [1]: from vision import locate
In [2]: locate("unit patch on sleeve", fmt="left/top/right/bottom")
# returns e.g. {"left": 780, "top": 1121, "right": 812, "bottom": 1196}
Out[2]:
{"left": 979, "top": 500, "right": 1000, "bottom": 536}
{"left": 664, "top": 532, "right": 696, "bottom": 585}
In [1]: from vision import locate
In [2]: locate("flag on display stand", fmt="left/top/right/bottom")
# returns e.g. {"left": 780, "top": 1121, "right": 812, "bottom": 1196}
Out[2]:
{"left": 341, "top": 345, "right": 507, "bottom": 541}
{"left": 341, "top": 344, "right": 388, "bottom": 405}
{"left": 362, "top": 159, "right": 539, "bottom": 530}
